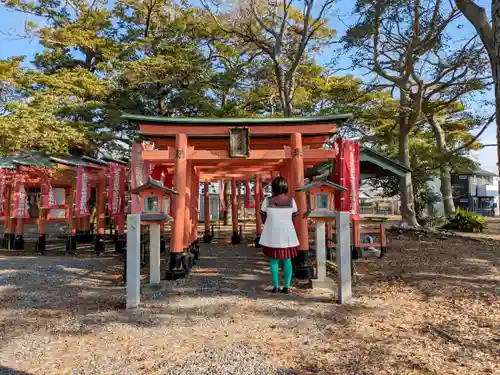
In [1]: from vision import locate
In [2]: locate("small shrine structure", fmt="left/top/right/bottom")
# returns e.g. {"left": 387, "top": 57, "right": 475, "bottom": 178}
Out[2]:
{"left": 130, "top": 177, "right": 177, "bottom": 283}
{"left": 0, "top": 151, "right": 128, "bottom": 254}
{"left": 296, "top": 179, "right": 352, "bottom": 303}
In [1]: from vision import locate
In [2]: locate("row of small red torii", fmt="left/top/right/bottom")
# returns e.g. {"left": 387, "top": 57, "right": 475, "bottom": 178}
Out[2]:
{"left": 0, "top": 161, "right": 129, "bottom": 252}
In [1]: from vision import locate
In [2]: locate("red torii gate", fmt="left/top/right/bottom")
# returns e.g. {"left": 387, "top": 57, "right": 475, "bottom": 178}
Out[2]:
{"left": 124, "top": 113, "right": 353, "bottom": 279}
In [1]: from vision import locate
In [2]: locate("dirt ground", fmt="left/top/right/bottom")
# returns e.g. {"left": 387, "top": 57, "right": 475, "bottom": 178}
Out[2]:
{"left": 0, "top": 231, "right": 498, "bottom": 375}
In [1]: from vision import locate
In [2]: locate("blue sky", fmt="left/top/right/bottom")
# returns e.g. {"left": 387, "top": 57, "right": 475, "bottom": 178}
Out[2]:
{"left": 0, "top": 0, "right": 497, "bottom": 172}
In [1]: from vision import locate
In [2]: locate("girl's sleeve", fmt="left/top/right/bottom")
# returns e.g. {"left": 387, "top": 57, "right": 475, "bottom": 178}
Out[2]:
{"left": 292, "top": 198, "right": 299, "bottom": 217}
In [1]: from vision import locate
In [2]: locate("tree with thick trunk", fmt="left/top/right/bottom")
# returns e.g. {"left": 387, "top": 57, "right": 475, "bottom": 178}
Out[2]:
{"left": 455, "top": 0, "right": 499, "bottom": 175}
{"left": 202, "top": 0, "right": 336, "bottom": 117}
{"left": 344, "top": 0, "right": 489, "bottom": 225}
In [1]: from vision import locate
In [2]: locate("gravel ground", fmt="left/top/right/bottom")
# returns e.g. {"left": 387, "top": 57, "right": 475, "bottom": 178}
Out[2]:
{"left": 0, "top": 232, "right": 499, "bottom": 375}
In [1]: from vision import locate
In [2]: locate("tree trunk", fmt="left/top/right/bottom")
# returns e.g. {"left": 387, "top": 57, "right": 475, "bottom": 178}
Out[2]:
{"left": 439, "top": 165, "right": 455, "bottom": 216}
{"left": 455, "top": 0, "right": 500, "bottom": 180}
{"left": 427, "top": 113, "right": 456, "bottom": 215}
{"left": 398, "top": 129, "right": 419, "bottom": 226}
{"left": 494, "top": 0, "right": 500, "bottom": 178}
{"left": 223, "top": 181, "right": 230, "bottom": 226}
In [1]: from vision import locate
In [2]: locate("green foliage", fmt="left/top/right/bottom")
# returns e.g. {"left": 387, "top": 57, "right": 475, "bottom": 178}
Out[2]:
{"left": 418, "top": 215, "right": 448, "bottom": 228}
{"left": 0, "top": 0, "right": 491, "bottom": 181}
{"left": 443, "top": 210, "right": 486, "bottom": 233}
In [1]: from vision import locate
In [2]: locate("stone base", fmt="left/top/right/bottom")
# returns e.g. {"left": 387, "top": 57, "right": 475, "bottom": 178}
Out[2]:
{"left": 66, "top": 235, "right": 77, "bottom": 253}
{"left": 76, "top": 231, "right": 94, "bottom": 243}
{"left": 189, "top": 240, "right": 200, "bottom": 264}
{"left": 94, "top": 234, "right": 105, "bottom": 254}
{"left": 380, "top": 246, "right": 387, "bottom": 257}
{"left": 309, "top": 277, "right": 335, "bottom": 289}
{"left": 231, "top": 232, "right": 241, "bottom": 245}
{"left": 167, "top": 252, "right": 189, "bottom": 280}
{"left": 35, "top": 234, "right": 46, "bottom": 254}
{"left": 351, "top": 246, "right": 361, "bottom": 260}
{"left": 2, "top": 233, "right": 14, "bottom": 249}
{"left": 295, "top": 266, "right": 314, "bottom": 280}
{"left": 166, "top": 269, "right": 186, "bottom": 280}
{"left": 115, "top": 235, "right": 126, "bottom": 253}
{"left": 14, "top": 235, "right": 24, "bottom": 250}
{"left": 184, "top": 251, "right": 194, "bottom": 272}
{"left": 203, "top": 231, "right": 213, "bottom": 243}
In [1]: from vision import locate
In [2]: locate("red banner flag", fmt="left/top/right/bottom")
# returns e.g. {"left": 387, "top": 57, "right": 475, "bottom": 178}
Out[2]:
{"left": 244, "top": 180, "right": 255, "bottom": 208}
{"left": 219, "top": 180, "right": 226, "bottom": 212}
{"left": 0, "top": 169, "right": 8, "bottom": 217}
{"left": 108, "top": 163, "right": 126, "bottom": 217}
{"left": 41, "top": 177, "right": 57, "bottom": 209}
{"left": 12, "top": 178, "right": 30, "bottom": 219}
{"left": 75, "top": 167, "right": 91, "bottom": 217}
{"left": 332, "top": 138, "right": 360, "bottom": 218}
{"left": 131, "top": 142, "right": 154, "bottom": 213}
{"left": 132, "top": 142, "right": 153, "bottom": 189}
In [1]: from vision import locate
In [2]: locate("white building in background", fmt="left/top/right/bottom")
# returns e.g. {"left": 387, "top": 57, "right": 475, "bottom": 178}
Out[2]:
{"left": 427, "top": 167, "right": 500, "bottom": 217}
{"left": 198, "top": 183, "right": 220, "bottom": 222}
{"left": 198, "top": 181, "right": 271, "bottom": 222}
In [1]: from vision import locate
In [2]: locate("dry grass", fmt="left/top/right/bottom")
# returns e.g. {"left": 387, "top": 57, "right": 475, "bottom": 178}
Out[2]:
{"left": 0, "top": 231, "right": 498, "bottom": 375}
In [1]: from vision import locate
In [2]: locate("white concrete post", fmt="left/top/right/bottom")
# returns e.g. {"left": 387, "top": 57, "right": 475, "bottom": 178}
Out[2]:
{"left": 315, "top": 221, "right": 326, "bottom": 281}
{"left": 126, "top": 214, "right": 141, "bottom": 309}
{"left": 149, "top": 223, "right": 161, "bottom": 284}
{"left": 336, "top": 211, "right": 352, "bottom": 304}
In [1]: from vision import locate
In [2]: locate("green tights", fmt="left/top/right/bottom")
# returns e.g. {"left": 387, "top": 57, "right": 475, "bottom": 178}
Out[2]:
{"left": 269, "top": 258, "right": 293, "bottom": 289}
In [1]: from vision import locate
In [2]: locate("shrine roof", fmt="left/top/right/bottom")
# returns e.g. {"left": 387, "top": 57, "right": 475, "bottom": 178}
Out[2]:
{"left": 122, "top": 113, "right": 353, "bottom": 126}
{"left": 130, "top": 177, "right": 179, "bottom": 195}
{"left": 0, "top": 151, "right": 127, "bottom": 170}
{"left": 305, "top": 147, "right": 412, "bottom": 179}
{"left": 296, "top": 179, "right": 347, "bottom": 192}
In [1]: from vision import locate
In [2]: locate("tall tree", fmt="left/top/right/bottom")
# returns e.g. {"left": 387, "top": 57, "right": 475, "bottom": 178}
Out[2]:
{"left": 202, "top": 0, "right": 336, "bottom": 116}
{"left": 1, "top": 0, "right": 120, "bottom": 156}
{"left": 343, "top": 0, "right": 485, "bottom": 225}
{"left": 454, "top": 0, "right": 500, "bottom": 176}
{"left": 111, "top": 0, "right": 213, "bottom": 119}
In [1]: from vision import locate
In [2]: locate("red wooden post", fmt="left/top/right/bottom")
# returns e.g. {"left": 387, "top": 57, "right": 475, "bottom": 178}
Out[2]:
{"left": 66, "top": 181, "right": 77, "bottom": 253}
{"left": 291, "top": 133, "right": 308, "bottom": 252}
{"left": 192, "top": 171, "right": 200, "bottom": 244}
{"left": 352, "top": 218, "right": 361, "bottom": 259}
{"left": 37, "top": 204, "right": 46, "bottom": 254}
{"left": 168, "top": 133, "right": 188, "bottom": 279}
{"left": 254, "top": 175, "right": 262, "bottom": 247}
{"left": 14, "top": 217, "right": 24, "bottom": 249}
{"left": 95, "top": 179, "right": 106, "bottom": 254}
{"left": 203, "top": 181, "right": 210, "bottom": 241}
{"left": 183, "top": 162, "right": 192, "bottom": 250}
{"left": 380, "top": 222, "right": 387, "bottom": 256}
{"left": 2, "top": 185, "right": 12, "bottom": 249}
{"left": 231, "top": 179, "right": 240, "bottom": 244}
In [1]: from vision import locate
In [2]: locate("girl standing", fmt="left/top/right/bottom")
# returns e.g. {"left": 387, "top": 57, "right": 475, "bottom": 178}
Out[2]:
{"left": 259, "top": 176, "right": 299, "bottom": 294}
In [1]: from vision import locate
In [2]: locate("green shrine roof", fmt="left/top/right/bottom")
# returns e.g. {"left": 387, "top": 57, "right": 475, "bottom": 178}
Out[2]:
{"left": 305, "top": 147, "right": 412, "bottom": 179}
{"left": 130, "top": 177, "right": 178, "bottom": 195}
{"left": 121, "top": 113, "right": 353, "bottom": 126}
{"left": 296, "top": 178, "right": 347, "bottom": 192}
{"left": 0, "top": 151, "right": 127, "bottom": 170}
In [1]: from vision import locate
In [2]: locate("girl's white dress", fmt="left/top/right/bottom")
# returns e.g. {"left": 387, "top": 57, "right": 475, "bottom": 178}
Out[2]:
{"left": 259, "top": 197, "right": 300, "bottom": 249}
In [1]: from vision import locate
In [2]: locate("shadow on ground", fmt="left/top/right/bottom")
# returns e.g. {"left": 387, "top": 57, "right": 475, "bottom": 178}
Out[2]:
{"left": 0, "top": 230, "right": 498, "bottom": 375}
